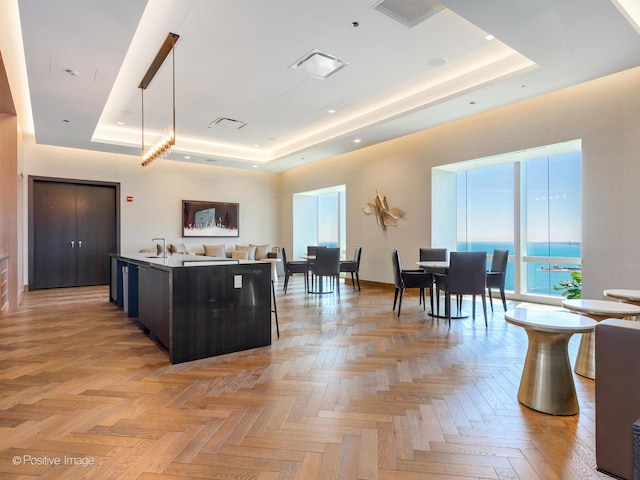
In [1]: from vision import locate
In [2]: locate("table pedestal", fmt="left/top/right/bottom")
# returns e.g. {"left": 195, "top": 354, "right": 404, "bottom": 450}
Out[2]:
{"left": 506, "top": 308, "right": 596, "bottom": 416}
{"left": 574, "top": 331, "right": 596, "bottom": 379}
{"left": 519, "top": 330, "right": 579, "bottom": 415}
{"left": 562, "top": 299, "right": 640, "bottom": 380}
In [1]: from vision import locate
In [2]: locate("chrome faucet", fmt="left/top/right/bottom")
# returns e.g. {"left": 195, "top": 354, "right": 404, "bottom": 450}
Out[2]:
{"left": 152, "top": 237, "right": 167, "bottom": 258}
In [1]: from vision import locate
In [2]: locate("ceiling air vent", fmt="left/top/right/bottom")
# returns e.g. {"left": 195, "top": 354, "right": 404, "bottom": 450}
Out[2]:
{"left": 373, "top": 0, "right": 444, "bottom": 28}
{"left": 289, "top": 49, "right": 348, "bottom": 80}
{"left": 208, "top": 117, "right": 247, "bottom": 130}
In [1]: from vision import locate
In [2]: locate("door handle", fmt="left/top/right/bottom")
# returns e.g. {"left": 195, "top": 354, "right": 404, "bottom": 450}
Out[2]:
{"left": 70, "top": 240, "right": 75, "bottom": 248}
{"left": 78, "top": 240, "right": 82, "bottom": 248}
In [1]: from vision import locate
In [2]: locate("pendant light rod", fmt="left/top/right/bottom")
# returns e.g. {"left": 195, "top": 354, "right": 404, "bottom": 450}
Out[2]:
{"left": 138, "top": 33, "right": 179, "bottom": 90}
{"left": 139, "top": 32, "right": 179, "bottom": 167}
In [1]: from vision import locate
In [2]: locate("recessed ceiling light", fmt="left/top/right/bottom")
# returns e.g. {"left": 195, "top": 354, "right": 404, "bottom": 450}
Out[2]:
{"left": 252, "top": 165, "right": 258, "bottom": 168}
{"left": 64, "top": 68, "right": 79, "bottom": 77}
{"left": 328, "top": 109, "right": 336, "bottom": 114}
{"left": 253, "top": 144, "right": 260, "bottom": 147}
{"left": 354, "top": 138, "right": 362, "bottom": 143}
{"left": 485, "top": 34, "right": 495, "bottom": 41}
{"left": 351, "top": 21, "right": 359, "bottom": 27}
{"left": 63, "top": 119, "right": 70, "bottom": 123}
{"left": 184, "top": 156, "right": 191, "bottom": 159}
{"left": 205, "top": 158, "right": 217, "bottom": 163}
{"left": 116, "top": 121, "right": 125, "bottom": 125}
{"left": 289, "top": 49, "right": 348, "bottom": 80}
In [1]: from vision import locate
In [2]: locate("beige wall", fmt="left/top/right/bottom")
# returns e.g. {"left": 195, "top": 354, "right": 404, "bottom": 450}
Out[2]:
{"left": 22, "top": 140, "right": 281, "bottom": 280}
{"left": 0, "top": 114, "right": 18, "bottom": 311}
{"left": 280, "top": 66, "right": 640, "bottom": 299}
{"left": 17, "top": 66, "right": 640, "bottom": 299}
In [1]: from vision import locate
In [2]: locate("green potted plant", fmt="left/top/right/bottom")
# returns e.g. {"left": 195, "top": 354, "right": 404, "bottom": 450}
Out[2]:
{"left": 554, "top": 271, "right": 582, "bottom": 299}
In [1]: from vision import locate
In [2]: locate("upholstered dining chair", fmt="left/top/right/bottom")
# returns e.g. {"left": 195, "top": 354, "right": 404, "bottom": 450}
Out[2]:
{"left": 312, "top": 247, "right": 341, "bottom": 295}
{"left": 419, "top": 248, "right": 448, "bottom": 274}
{"left": 282, "top": 247, "right": 308, "bottom": 293}
{"left": 306, "top": 245, "right": 325, "bottom": 289}
{"left": 340, "top": 246, "right": 362, "bottom": 291}
{"left": 487, "top": 249, "right": 509, "bottom": 311}
{"left": 391, "top": 250, "right": 434, "bottom": 317}
{"left": 434, "top": 251, "right": 488, "bottom": 327}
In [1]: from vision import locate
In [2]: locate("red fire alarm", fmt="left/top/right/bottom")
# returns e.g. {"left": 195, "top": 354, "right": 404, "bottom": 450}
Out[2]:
{"left": 126, "top": 195, "right": 134, "bottom": 202}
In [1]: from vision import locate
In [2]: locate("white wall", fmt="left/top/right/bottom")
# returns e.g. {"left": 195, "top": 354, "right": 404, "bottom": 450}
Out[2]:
{"left": 280, "top": 66, "right": 640, "bottom": 299}
{"left": 22, "top": 140, "right": 280, "bottom": 281}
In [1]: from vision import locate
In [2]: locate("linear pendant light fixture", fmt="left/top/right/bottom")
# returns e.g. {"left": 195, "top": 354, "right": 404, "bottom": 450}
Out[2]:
{"left": 140, "top": 32, "right": 179, "bottom": 167}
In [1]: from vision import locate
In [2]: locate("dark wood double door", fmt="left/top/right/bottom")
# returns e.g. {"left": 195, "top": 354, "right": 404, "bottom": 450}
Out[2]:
{"left": 30, "top": 178, "right": 119, "bottom": 290}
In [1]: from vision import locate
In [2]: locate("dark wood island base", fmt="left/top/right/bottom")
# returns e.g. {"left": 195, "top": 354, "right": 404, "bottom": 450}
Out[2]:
{"left": 111, "top": 254, "right": 272, "bottom": 364}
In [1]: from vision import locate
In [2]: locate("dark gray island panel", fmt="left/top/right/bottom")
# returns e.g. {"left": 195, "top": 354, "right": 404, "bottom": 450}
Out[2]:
{"left": 110, "top": 254, "right": 272, "bottom": 364}
{"left": 171, "top": 263, "right": 271, "bottom": 364}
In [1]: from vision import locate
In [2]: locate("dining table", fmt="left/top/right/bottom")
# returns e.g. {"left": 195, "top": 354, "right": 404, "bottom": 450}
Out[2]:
{"left": 561, "top": 298, "right": 640, "bottom": 379}
{"left": 603, "top": 289, "right": 640, "bottom": 306}
{"left": 416, "top": 260, "right": 448, "bottom": 271}
{"left": 505, "top": 308, "right": 597, "bottom": 415}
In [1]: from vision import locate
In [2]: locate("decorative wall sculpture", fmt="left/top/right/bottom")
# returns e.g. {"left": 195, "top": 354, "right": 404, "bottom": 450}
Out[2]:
{"left": 362, "top": 192, "right": 404, "bottom": 230}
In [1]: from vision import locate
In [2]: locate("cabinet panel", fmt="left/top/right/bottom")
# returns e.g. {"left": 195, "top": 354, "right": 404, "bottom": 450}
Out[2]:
{"left": 149, "top": 268, "right": 170, "bottom": 348}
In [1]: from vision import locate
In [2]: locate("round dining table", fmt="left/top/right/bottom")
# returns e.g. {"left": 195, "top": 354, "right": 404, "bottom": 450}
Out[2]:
{"left": 603, "top": 289, "right": 640, "bottom": 306}
{"left": 561, "top": 299, "right": 640, "bottom": 379}
{"left": 505, "top": 308, "right": 597, "bottom": 415}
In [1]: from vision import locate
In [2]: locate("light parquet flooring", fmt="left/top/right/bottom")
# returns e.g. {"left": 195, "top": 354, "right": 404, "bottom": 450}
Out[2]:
{"left": 0, "top": 280, "right": 609, "bottom": 479}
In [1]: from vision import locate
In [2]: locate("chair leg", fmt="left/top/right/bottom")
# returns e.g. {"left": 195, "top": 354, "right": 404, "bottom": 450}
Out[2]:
{"left": 356, "top": 272, "right": 360, "bottom": 292}
{"left": 271, "top": 281, "right": 279, "bottom": 338}
{"left": 471, "top": 295, "right": 476, "bottom": 320}
{"left": 481, "top": 294, "right": 488, "bottom": 327}
{"left": 350, "top": 272, "right": 355, "bottom": 290}
{"left": 446, "top": 292, "right": 451, "bottom": 328}
{"left": 283, "top": 273, "right": 289, "bottom": 293}
{"left": 393, "top": 287, "right": 399, "bottom": 311}
{"left": 500, "top": 287, "right": 507, "bottom": 310}
{"left": 398, "top": 288, "right": 404, "bottom": 317}
{"left": 488, "top": 287, "right": 494, "bottom": 311}
{"left": 429, "top": 286, "right": 434, "bottom": 315}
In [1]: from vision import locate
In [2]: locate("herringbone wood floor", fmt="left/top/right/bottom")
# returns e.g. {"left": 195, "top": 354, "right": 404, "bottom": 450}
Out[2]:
{"left": 0, "top": 279, "right": 609, "bottom": 479}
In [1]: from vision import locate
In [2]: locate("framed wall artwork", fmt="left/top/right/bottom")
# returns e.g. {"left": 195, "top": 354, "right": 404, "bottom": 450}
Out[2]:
{"left": 182, "top": 200, "right": 239, "bottom": 237}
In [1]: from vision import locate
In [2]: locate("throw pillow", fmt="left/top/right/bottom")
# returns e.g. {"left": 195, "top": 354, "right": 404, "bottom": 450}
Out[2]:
{"left": 174, "top": 243, "right": 187, "bottom": 254}
{"left": 235, "top": 245, "right": 256, "bottom": 260}
{"left": 231, "top": 250, "right": 248, "bottom": 260}
{"left": 203, "top": 244, "right": 226, "bottom": 258}
{"left": 251, "top": 244, "right": 270, "bottom": 260}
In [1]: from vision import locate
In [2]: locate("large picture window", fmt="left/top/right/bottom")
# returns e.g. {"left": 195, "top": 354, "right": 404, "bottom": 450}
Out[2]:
{"left": 292, "top": 185, "right": 346, "bottom": 260}
{"left": 433, "top": 140, "right": 581, "bottom": 301}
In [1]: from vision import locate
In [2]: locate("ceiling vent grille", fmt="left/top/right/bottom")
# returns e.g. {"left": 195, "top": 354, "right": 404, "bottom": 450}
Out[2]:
{"left": 208, "top": 117, "right": 247, "bottom": 130}
{"left": 289, "top": 49, "right": 348, "bottom": 80}
{"left": 373, "top": 0, "right": 444, "bottom": 28}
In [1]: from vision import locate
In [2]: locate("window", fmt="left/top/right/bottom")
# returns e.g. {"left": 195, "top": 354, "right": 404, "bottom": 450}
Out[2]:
{"left": 433, "top": 140, "right": 581, "bottom": 300}
{"left": 292, "top": 185, "right": 346, "bottom": 260}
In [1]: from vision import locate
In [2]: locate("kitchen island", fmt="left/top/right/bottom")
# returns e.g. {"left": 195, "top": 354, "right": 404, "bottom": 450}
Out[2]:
{"left": 110, "top": 253, "right": 272, "bottom": 364}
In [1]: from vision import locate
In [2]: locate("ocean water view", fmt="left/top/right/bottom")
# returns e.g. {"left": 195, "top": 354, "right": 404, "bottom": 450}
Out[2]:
{"left": 458, "top": 241, "right": 581, "bottom": 297}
